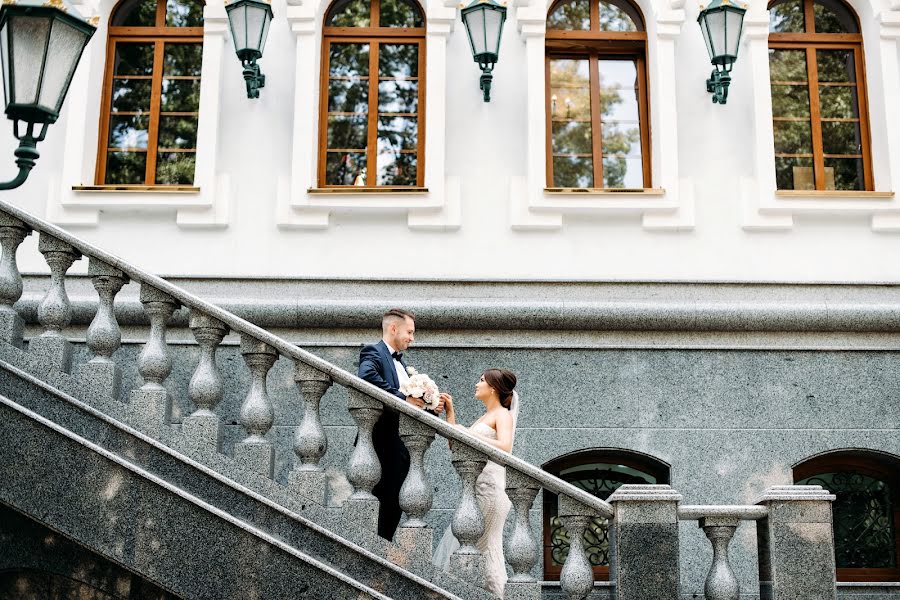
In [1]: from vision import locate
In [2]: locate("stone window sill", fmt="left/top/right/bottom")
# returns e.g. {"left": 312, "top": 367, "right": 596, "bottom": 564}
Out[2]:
{"left": 775, "top": 190, "right": 894, "bottom": 199}
{"left": 307, "top": 187, "right": 428, "bottom": 194}
{"left": 66, "top": 185, "right": 206, "bottom": 210}
{"left": 544, "top": 187, "right": 665, "bottom": 196}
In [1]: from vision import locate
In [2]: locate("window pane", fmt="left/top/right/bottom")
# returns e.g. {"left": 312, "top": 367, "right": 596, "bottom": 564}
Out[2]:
{"left": 378, "top": 116, "right": 417, "bottom": 150}
{"left": 164, "top": 43, "right": 203, "bottom": 76}
{"left": 819, "top": 85, "right": 859, "bottom": 119}
{"left": 326, "top": 0, "right": 371, "bottom": 27}
{"left": 160, "top": 78, "right": 200, "bottom": 112}
{"left": 817, "top": 49, "right": 856, "bottom": 83}
{"left": 821, "top": 120, "right": 860, "bottom": 155}
{"left": 105, "top": 151, "right": 147, "bottom": 184}
{"left": 770, "top": 84, "right": 810, "bottom": 117}
{"left": 798, "top": 472, "right": 896, "bottom": 568}
{"left": 379, "top": 0, "right": 423, "bottom": 27}
{"left": 552, "top": 122, "right": 592, "bottom": 155}
{"left": 378, "top": 79, "right": 417, "bottom": 113}
{"left": 108, "top": 115, "right": 149, "bottom": 149}
{"left": 775, "top": 156, "right": 815, "bottom": 189}
{"left": 111, "top": 79, "right": 152, "bottom": 113}
{"left": 166, "top": 0, "right": 203, "bottom": 27}
{"left": 602, "top": 156, "right": 642, "bottom": 187}
{"left": 768, "top": 48, "right": 808, "bottom": 82}
{"left": 601, "top": 122, "right": 641, "bottom": 158}
{"left": 598, "top": 0, "right": 639, "bottom": 32}
{"left": 157, "top": 116, "right": 198, "bottom": 149}
{"left": 327, "top": 115, "right": 368, "bottom": 149}
{"left": 547, "top": 0, "right": 590, "bottom": 30}
{"left": 769, "top": 0, "right": 805, "bottom": 32}
{"left": 376, "top": 146, "right": 417, "bottom": 185}
{"left": 813, "top": 0, "right": 857, "bottom": 33}
{"left": 552, "top": 156, "right": 594, "bottom": 188}
{"left": 329, "top": 78, "right": 369, "bottom": 113}
{"left": 111, "top": 0, "right": 158, "bottom": 27}
{"left": 773, "top": 120, "right": 813, "bottom": 154}
{"left": 114, "top": 43, "right": 155, "bottom": 77}
{"left": 329, "top": 43, "right": 370, "bottom": 77}
{"left": 325, "top": 152, "right": 367, "bottom": 185}
{"left": 379, "top": 43, "right": 418, "bottom": 79}
{"left": 600, "top": 86, "right": 639, "bottom": 121}
{"left": 155, "top": 151, "right": 195, "bottom": 184}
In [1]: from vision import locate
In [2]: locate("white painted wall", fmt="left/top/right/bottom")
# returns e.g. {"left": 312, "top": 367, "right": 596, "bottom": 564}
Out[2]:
{"left": 3, "top": 0, "right": 900, "bottom": 281}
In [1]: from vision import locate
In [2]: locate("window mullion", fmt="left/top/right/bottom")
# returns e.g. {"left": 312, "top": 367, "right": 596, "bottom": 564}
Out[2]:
{"left": 589, "top": 54, "right": 603, "bottom": 187}
{"left": 146, "top": 41, "right": 166, "bottom": 185}
{"left": 854, "top": 46, "right": 873, "bottom": 191}
{"left": 807, "top": 46, "right": 826, "bottom": 190}
{"left": 367, "top": 41, "right": 379, "bottom": 186}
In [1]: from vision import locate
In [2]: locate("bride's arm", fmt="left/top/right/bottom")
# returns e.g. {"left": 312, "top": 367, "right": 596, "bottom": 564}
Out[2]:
{"left": 471, "top": 410, "right": 513, "bottom": 453}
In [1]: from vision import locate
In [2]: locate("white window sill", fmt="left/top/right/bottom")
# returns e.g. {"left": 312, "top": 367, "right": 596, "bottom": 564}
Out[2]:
{"left": 67, "top": 185, "right": 206, "bottom": 209}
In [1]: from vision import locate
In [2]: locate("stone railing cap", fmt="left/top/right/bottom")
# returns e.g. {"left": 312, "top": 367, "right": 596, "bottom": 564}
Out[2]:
{"left": 755, "top": 485, "right": 836, "bottom": 503}
{"left": 608, "top": 484, "right": 683, "bottom": 503}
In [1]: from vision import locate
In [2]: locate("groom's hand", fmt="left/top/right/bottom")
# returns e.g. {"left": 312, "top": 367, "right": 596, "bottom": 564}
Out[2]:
{"left": 406, "top": 395, "right": 426, "bottom": 409}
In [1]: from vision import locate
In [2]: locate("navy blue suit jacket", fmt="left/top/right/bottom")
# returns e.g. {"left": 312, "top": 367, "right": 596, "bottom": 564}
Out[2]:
{"left": 358, "top": 340, "right": 408, "bottom": 403}
{"left": 358, "top": 341, "right": 410, "bottom": 469}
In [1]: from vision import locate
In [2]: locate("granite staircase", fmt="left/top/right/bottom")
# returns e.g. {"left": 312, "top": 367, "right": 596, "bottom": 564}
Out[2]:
{"left": 0, "top": 198, "right": 844, "bottom": 600}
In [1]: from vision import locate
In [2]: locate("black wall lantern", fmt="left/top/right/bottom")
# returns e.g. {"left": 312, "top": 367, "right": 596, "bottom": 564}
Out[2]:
{"left": 461, "top": 0, "right": 507, "bottom": 102}
{"left": 698, "top": 0, "right": 747, "bottom": 104}
{"left": 226, "top": 0, "right": 273, "bottom": 99}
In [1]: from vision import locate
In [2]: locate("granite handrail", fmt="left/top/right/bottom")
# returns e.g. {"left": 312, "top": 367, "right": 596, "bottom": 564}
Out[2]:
{"left": 678, "top": 505, "right": 768, "bottom": 520}
{"left": 0, "top": 198, "right": 613, "bottom": 521}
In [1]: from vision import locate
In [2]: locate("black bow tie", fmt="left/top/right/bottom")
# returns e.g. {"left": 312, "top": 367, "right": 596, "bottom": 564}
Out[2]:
{"left": 391, "top": 352, "right": 403, "bottom": 361}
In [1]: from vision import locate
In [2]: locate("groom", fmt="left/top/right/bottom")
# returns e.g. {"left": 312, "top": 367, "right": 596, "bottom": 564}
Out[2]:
{"left": 358, "top": 308, "right": 444, "bottom": 541}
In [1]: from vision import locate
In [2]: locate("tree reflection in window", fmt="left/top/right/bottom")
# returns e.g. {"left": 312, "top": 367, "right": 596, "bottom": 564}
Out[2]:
{"left": 768, "top": 0, "right": 871, "bottom": 191}
{"left": 321, "top": 0, "right": 424, "bottom": 187}
{"left": 100, "top": 0, "right": 203, "bottom": 185}
{"left": 542, "top": 452, "right": 669, "bottom": 581}
{"left": 546, "top": 0, "right": 649, "bottom": 189}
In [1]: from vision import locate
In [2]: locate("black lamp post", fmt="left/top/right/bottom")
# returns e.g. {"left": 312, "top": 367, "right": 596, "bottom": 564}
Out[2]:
{"left": 225, "top": 0, "right": 273, "bottom": 99}
{"left": 0, "top": 0, "right": 96, "bottom": 189}
{"left": 461, "top": 0, "right": 507, "bottom": 102}
{"left": 697, "top": 0, "right": 747, "bottom": 105}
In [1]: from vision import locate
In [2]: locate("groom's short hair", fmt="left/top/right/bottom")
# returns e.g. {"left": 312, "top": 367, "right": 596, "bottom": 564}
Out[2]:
{"left": 383, "top": 308, "right": 415, "bottom": 326}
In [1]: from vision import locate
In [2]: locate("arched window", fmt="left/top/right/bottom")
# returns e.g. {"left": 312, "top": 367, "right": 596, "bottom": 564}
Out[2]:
{"left": 545, "top": 0, "right": 649, "bottom": 190}
{"left": 97, "top": 0, "right": 204, "bottom": 186}
{"left": 542, "top": 449, "right": 670, "bottom": 581}
{"left": 768, "top": 0, "right": 872, "bottom": 191}
{"left": 794, "top": 450, "right": 900, "bottom": 582}
{"left": 319, "top": 0, "right": 425, "bottom": 187}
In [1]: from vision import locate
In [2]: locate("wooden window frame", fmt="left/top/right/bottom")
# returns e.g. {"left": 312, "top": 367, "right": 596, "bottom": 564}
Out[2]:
{"left": 794, "top": 451, "right": 900, "bottom": 582}
{"left": 768, "top": 0, "right": 874, "bottom": 192}
{"left": 96, "top": 0, "right": 203, "bottom": 186}
{"left": 318, "top": 0, "right": 426, "bottom": 188}
{"left": 541, "top": 450, "right": 670, "bottom": 581}
{"left": 544, "top": 0, "right": 650, "bottom": 190}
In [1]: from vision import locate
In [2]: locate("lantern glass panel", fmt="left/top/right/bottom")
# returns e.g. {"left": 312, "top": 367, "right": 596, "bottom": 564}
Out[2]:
{"left": 39, "top": 19, "right": 90, "bottom": 112}
{"left": 463, "top": 9, "right": 486, "bottom": 56}
{"left": 725, "top": 8, "right": 743, "bottom": 58}
{"left": 228, "top": 4, "right": 247, "bottom": 51}
{"left": 700, "top": 17, "right": 714, "bottom": 59}
{"left": 245, "top": 4, "right": 266, "bottom": 52}
{"left": 1, "top": 23, "right": 9, "bottom": 108}
{"left": 11, "top": 15, "right": 51, "bottom": 105}
{"left": 257, "top": 5, "right": 271, "bottom": 53}
{"left": 705, "top": 10, "right": 725, "bottom": 60}
{"left": 484, "top": 8, "right": 503, "bottom": 55}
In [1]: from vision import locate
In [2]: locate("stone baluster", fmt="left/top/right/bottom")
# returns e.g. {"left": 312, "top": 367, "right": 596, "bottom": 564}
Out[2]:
{"left": 130, "top": 284, "right": 180, "bottom": 432}
{"left": 76, "top": 258, "right": 128, "bottom": 399}
{"left": 183, "top": 311, "right": 228, "bottom": 450}
{"left": 343, "top": 388, "right": 383, "bottom": 530}
{"left": 449, "top": 443, "right": 487, "bottom": 585}
{"left": 756, "top": 485, "right": 837, "bottom": 600}
{"left": 608, "top": 484, "right": 682, "bottom": 600}
{"left": 234, "top": 334, "right": 278, "bottom": 478}
{"left": 504, "top": 470, "right": 541, "bottom": 600}
{"left": 0, "top": 214, "right": 31, "bottom": 348}
{"left": 698, "top": 517, "right": 740, "bottom": 600}
{"left": 396, "top": 413, "right": 436, "bottom": 557}
{"left": 558, "top": 495, "right": 595, "bottom": 600}
{"left": 30, "top": 233, "right": 81, "bottom": 371}
{"left": 287, "top": 361, "right": 332, "bottom": 506}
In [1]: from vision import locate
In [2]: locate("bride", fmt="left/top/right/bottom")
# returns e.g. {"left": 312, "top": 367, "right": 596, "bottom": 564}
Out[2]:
{"left": 432, "top": 368, "right": 519, "bottom": 598}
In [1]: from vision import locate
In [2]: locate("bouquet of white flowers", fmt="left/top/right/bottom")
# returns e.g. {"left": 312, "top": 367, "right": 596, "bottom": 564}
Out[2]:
{"left": 399, "top": 366, "right": 441, "bottom": 410}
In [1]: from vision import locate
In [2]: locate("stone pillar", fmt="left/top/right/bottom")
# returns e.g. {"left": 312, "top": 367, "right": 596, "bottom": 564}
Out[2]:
{"left": 130, "top": 284, "right": 180, "bottom": 432}
{"left": 698, "top": 516, "right": 740, "bottom": 600}
{"left": 0, "top": 214, "right": 30, "bottom": 348}
{"left": 183, "top": 311, "right": 228, "bottom": 450}
{"left": 30, "top": 233, "right": 80, "bottom": 371}
{"left": 449, "top": 443, "right": 487, "bottom": 585}
{"left": 756, "top": 485, "right": 837, "bottom": 600}
{"left": 343, "top": 388, "right": 383, "bottom": 530}
{"left": 607, "top": 484, "right": 682, "bottom": 600}
{"left": 396, "top": 413, "right": 436, "bottom": 558}
{"left": 504, "top": 469, "right": 541, "bottom": 600}
{"left": 558, "top": 496, "right": 594, "bottom": 600}
{"left": 287, "top": 361, "right": 332, "bottom": 505}
{"left": 76, "top": 258, "right": 128, "bottom": 399}
{"left": 234, "top": 335, "right": 278, "bottom": 478}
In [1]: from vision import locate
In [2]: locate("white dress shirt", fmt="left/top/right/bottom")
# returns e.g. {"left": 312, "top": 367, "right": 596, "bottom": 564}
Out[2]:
{"left": 385, "top": 341, "right": 410, "bottom": 387}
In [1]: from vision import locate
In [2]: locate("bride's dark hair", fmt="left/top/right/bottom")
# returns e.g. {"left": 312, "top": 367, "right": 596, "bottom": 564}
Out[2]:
{"left": 483, "top": 368, "right": 517, "bottom": 410}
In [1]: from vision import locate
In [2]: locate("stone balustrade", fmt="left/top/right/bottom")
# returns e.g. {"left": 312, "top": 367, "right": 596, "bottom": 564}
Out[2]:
{"left": 0, "top": 197, "right": 840, "bottom": 600}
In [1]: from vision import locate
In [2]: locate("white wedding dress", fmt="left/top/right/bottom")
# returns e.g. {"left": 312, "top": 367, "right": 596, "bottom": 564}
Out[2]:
{"left": 432, "top": 421, "right": 513, "bottom": 598}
